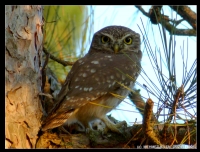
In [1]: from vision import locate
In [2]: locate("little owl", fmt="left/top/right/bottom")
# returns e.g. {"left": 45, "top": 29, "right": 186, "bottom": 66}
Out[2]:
{"left": 42, "top": 25, "right": 142, "bottom": 133}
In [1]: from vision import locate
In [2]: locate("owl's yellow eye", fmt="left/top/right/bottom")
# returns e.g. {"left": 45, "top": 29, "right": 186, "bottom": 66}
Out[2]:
{"left": 124, "top": 37, "right": 132, "bottom": 45}
{"left": 101, "top": 36, "right": 110, "bottom": 43}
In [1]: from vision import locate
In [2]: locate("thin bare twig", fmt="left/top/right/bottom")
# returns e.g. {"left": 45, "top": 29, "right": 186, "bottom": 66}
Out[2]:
{"left": 123, "top": 127, "right": 143, "bottom": 148}
{"left": 41, "top": 53, "right": 50, "bottom": 92}
{"left": 135, "top": 5, "right": 150, "bottom": 18}
{"left": 43, "top": 47, "right": 74, "bottom": 67}
{"left": 162, "top": 85, "right": 184, "bottom": 146}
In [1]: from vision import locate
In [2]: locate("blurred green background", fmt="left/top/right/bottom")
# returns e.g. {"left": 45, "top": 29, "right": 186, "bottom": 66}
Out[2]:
{"left": 43, "top": 6, "right": 93, "bottom": 82}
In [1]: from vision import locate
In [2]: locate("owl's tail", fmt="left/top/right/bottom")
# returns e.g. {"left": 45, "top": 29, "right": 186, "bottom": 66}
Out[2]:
{"left": 41, "top": 110, "right": 74, "bottom": 131}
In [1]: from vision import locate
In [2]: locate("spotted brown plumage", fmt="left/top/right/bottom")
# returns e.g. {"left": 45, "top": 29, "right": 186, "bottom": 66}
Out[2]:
{"left": 41, "top": 26, "right": 142, "bottom": 133}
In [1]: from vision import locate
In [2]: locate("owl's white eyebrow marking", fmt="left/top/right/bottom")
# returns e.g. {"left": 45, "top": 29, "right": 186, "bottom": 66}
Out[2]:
{"left": 75, "top": 86, "right": 79, "bottom": 88}
{"left": 121, "top": 33, "right": 132, "bottom": 40}
{"left": 90, "top": 69, "right": 96, "bottom": 73}
{"left": 84, "top": 87, "right": 88, "bottom": 91}
{"left": 82, "top": 73, "right": 87, "bottom": 77}
{"left": 91, "top": 61, "right": 99, "bottom": 64}
{"left": 101, "top": 33, "right": 113, "bottom": 40}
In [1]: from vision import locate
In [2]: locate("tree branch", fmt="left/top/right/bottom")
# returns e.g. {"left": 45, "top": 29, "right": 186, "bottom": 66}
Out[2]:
{"left": 135, "top": 5, "right": 196, "bottom": 36}
{"left": 169, "top": 5, "right": 196, "bottom": 30}
{"left": 143, "top": 98, "right": 163, "bottom": 146}
{"left": 43, "top": 47, "right": 74, "bottom": 67}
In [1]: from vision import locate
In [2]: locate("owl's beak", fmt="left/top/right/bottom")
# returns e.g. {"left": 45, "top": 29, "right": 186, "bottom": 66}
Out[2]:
{"left": 113, "top": 44, "right": 119, "bottom": 53}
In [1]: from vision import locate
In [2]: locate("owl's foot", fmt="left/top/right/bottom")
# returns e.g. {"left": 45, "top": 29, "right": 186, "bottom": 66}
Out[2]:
{"left": 90, "top": 119, "right": 106, "bottom": 131}
{"left": 85, "top": 117, "right": 127, "bottom": 136}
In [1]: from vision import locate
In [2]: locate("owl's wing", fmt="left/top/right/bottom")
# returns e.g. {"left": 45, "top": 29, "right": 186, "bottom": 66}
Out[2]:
{"left": 55, "top": 52, "right": 138, "bottom": 113}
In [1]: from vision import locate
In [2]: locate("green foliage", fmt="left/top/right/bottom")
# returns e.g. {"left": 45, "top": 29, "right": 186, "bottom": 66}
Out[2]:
{"left": 43, "top": 6, "right": 93, "bottom": 82}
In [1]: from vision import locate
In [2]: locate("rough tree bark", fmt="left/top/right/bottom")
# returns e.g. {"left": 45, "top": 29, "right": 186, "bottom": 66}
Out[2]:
{"left": 5, "top": 5, "right": 43, "bottom": 148}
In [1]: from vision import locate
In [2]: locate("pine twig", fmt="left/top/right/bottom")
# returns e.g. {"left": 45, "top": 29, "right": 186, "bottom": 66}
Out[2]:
{"left": 43, "top": 47, "right": 74, "bottom": 67}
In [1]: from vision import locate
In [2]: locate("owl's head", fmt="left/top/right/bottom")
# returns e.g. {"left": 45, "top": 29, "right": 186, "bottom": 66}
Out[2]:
{"left": 89, "top": 26, "right": 141, "bottom": 54}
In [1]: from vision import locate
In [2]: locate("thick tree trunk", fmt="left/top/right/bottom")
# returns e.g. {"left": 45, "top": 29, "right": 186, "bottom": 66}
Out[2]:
{"left": 5, "top": 5, "right": 43, "bottom": 148}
